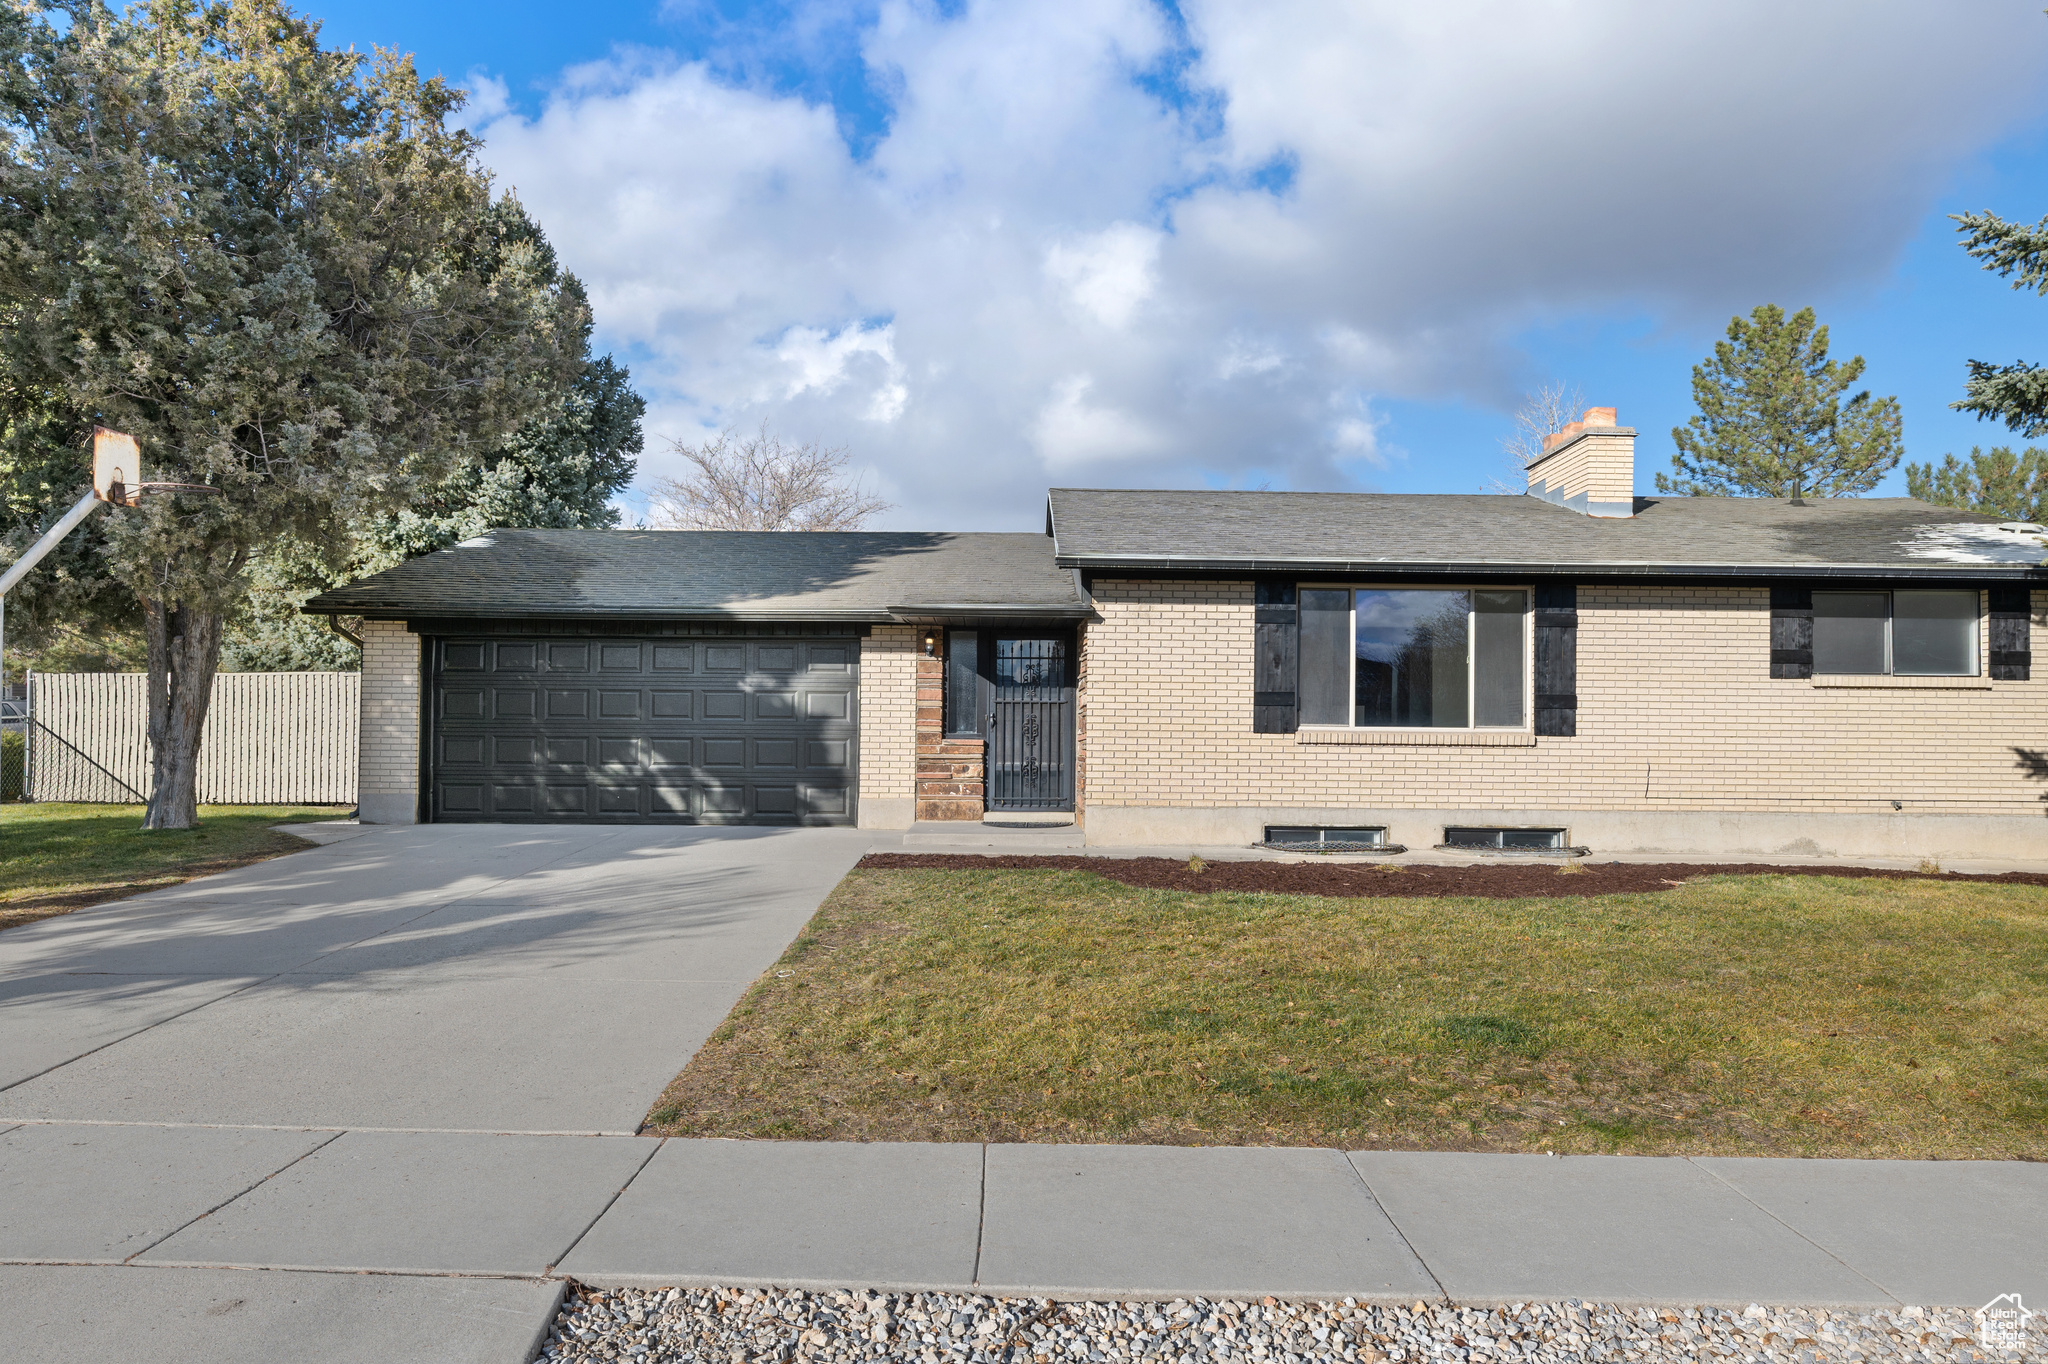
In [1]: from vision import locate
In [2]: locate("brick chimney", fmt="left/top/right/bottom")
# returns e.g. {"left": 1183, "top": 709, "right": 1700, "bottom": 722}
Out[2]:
{"left": 1524, "top": 406, "right": 1636, "bottom": 517}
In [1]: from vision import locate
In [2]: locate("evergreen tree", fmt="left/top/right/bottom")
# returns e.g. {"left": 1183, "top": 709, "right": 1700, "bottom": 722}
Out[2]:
{"left": 220, "top": 355, "right": 644, "bottom": 671}
{"left": 1904, "top": 445, "right": 2048, "bottom": 521}
{"left": 1953, "top": 210, "right": 2048, "bottom": 435}
{"left": 0, "top": 1, "right": 586, "bottom": 827}
{"left": 1656, "top": 305, "right": 1902, "bottom": 500}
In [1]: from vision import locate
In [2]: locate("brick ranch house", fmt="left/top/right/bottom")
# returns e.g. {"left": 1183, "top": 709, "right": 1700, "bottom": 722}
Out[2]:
{"left": 306, "top": 411, "right": 2048, "bottom": 859}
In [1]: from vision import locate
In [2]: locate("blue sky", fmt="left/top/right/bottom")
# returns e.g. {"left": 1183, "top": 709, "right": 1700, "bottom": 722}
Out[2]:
{"left": 308, "top": 1, "right": 2048, "bottom": 524}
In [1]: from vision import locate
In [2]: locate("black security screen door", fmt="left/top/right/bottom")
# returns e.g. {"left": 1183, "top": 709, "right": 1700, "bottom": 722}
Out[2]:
{"left": 988, "top": 635, "right": 1074, "bottom": 812}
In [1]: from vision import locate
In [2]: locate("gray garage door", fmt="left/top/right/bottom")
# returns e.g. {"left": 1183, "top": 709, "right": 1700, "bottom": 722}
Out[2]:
{"left": 427, "top": 632, "right": 858, "bottom": 824}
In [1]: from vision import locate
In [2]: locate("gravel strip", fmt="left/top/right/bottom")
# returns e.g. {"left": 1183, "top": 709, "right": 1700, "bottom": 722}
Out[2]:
{"left": 536, "top": 1286, "right": 2037, "bottom": 1363}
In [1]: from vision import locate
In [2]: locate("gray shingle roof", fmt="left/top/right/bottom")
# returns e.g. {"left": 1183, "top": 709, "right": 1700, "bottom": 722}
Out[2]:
{"left": 302, "top": 529, "right": 1089, "bottom": 621}
{"left": 1046, "top": 489, "right": 2048, "bottom": 580}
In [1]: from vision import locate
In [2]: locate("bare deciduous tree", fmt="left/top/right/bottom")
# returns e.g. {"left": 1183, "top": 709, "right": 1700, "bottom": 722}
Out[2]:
{"left": 1492, "top": 381, "right": 1587, "bottom": 492}
{"left": 646, "top": 427, "right": 892, "bottom": 530}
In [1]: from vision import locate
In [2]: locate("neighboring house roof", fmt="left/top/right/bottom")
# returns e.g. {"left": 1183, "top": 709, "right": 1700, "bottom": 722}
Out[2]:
{"left": 302, "top": 529, "right": 1091, "bottom": 622}
{"left": 1046, "top": 489, "right": 2048, "bottom": 580}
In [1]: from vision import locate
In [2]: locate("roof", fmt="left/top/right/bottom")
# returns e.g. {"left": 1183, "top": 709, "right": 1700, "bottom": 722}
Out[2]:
{"left": 1046, "top": 489, "right": 2048, "bottom": 580}
{"left": 302, "top": 529, "right": 1090, "bottom": 622}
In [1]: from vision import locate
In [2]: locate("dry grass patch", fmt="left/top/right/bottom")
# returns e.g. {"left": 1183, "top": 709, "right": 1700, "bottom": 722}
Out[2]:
{"left": 643, "top": 867, "right": 2048, "bottom": 1157}
{"left": 0, "top": 803, "right": 342, "bottom": 932}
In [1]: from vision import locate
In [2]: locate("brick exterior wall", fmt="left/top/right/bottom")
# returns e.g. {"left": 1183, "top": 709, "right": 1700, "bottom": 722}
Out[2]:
{"left": 915, "top": 651, "right": 986, "bottom": 820}
{"left": 357, "top": 619, "right": 420, "bottom": 823}
{"left": 858, "top": 624, "right": 918, "bottom": 825}
{"left": 1082, "top": 580, "right": 2048, "bottom": 842}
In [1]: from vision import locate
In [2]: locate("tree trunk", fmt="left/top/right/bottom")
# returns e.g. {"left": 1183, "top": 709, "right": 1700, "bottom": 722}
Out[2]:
{"left": 141, "top": 596, "right": 225, "bottom": 830}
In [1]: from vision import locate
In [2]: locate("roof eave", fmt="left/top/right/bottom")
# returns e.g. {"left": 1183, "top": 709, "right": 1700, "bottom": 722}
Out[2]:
{"left": 302, "top": 601, "right": 1094, "bottom": 623}
{"left": 887, "top": 602, "right": 1094, "bottom": 622}
{"left": 1056, "top": 555, "right": 2048, "bottom": 580}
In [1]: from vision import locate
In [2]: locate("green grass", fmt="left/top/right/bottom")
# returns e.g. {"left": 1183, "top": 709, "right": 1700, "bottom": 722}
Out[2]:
{"left": 0, "top": 802, "right": 344, "bottom": 931}
{"left": 644, "top": 866, "right": 2048, "bottom": 1158}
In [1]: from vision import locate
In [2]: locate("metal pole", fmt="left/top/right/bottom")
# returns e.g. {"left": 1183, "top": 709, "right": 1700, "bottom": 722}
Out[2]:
{"left": 0, "top": 489, "right": 102, "bottom": 597}
{"left": 0, "top": 490, "right": 103, "bottom": 722}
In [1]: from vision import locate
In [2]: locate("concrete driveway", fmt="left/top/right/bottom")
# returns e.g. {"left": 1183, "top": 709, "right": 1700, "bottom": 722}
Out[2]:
{"left": 0, "top": 824, "right": 873, "bottom": 1133}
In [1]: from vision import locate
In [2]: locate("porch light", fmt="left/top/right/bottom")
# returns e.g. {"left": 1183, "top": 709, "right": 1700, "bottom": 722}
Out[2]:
{"left": 923, "top": 629, "right": 939, "bottom": 657}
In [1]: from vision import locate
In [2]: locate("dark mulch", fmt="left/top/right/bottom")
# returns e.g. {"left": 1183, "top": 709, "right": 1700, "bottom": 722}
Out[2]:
{"left": 854, "top": 853, "right": 2048, "bottom": 899}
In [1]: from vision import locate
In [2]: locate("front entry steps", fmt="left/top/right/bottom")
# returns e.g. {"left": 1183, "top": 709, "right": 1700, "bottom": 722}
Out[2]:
{"left": 900, "top": 818, "right": 1084, "bottom": 850}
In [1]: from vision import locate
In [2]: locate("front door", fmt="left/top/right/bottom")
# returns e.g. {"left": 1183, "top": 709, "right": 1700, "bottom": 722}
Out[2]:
{"left": 987, "top": 634, "right": 1074, "bottom": 813}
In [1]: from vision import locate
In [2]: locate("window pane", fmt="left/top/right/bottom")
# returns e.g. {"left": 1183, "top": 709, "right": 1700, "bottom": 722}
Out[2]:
{"left": 946, "top": 630, "right": 979, "bottom": 734}
{"left": 1813, "top": 592, "right": 1888, "bottom": 674}
{"left": 1355, "top": 590, "right": 1470, "bottom": 727}
{"left": 1893, "top": 590, "right": 1977, "bottom": 676}
{"left": 1473, "top": 590, "right": 1526, "bottom": 726}
{"left": 1298, "top": 589, "right": 1352, "bottom": 725}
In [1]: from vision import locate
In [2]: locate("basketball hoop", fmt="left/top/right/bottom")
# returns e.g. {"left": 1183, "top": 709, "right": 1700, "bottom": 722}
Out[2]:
{"left": 93, "top": 428, "right": 220, "bottom": 504}
{"left": 3, "top": 430, "right": 221, "bottom": 714}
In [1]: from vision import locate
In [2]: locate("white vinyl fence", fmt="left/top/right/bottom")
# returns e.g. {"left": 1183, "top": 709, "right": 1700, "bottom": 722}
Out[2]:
{"left": 26, "top": 671, "right": 358, "bottom": 805}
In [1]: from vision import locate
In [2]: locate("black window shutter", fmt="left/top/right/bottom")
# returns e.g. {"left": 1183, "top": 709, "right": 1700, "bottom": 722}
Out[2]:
{"left": 1533, "top": 585, "right": 1577, "bottom": 737}
{"left": 1770, "top": 586, "right": 1813, "bottom": 679}
{"left": 1990, "top": 586, "right": 2032, "bottom": 681}
{"left": 1253, "top": 579, "right": 1298, "bottom": 733}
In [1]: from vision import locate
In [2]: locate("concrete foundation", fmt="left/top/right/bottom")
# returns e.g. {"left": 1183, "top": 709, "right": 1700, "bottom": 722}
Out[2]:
{"left": 1082, "top": 805, "right": 2048, "bottom": 861}
{"left": 857, "top": 797, "right": 915, "bottom": 830}
{"left": 355, "top": 792, "right": 418, "bottom": 826}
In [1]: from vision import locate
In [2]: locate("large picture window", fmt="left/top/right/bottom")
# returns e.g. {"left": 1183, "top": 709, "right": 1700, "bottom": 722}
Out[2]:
{"left": 1812, "top": 589, "right": 1978, "bottom": 676}
{"left": 1298, "top": 588, "right": 1529, "bottom": 728}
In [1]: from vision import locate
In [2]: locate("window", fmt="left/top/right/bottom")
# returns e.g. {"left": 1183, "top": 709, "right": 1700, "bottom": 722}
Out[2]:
{"left": 945, "top": 629, "right": 980, "bottom": 735}
{"left": 1443, "top": 826, "right": 1566, "bottom": 849}
{"left": 1264, "top": 825, "right": 1388, "bottom": 849}
{"left": 1299, "top": 588, "right": 1529, "bottom": 728}
{"left": 1813, "top": 590, "right": 1978, "bottom": 676}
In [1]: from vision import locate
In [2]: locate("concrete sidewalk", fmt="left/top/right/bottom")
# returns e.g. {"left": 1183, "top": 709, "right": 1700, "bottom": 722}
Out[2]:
{"left": 6, "top": 1125, "right": 2042, "bottom": 1321}
{"left": 8, "top": 824, "right": 2045, "bottom": 1361}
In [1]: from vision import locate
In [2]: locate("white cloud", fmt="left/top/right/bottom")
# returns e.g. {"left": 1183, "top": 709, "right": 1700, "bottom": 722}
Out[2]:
{"left": 1045, "top": 223, "right": 1164, "bottom": 328}
{"left": 1032, "top": 375, "right": 1166, "bottom": 467}
{"left": 772, "top": 322, "right": 909, "bottom": 423}
{"left": 472, "top": 0, "right": 2048, "bottom": 527}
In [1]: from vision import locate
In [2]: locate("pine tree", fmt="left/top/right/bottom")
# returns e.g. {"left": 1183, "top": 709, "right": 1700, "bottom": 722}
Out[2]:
{"left": 1904, "top": 445, "right": 2048, "bottom": 521}
{"left": 1655, "top": 305, "right": 1902, "bottom": 500}
{"left": 1952, "top": 210, "right": 2048, "bottom": 435}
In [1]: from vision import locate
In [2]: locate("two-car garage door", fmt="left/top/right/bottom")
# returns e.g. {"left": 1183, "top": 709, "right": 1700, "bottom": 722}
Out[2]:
{"left": 428, "top": 632, "right": 858, "bottom": 824}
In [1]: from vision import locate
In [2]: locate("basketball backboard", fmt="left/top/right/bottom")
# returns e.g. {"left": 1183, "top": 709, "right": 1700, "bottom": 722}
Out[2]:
{"left": 92, "top": 428, "right": 141, "bottom": 505}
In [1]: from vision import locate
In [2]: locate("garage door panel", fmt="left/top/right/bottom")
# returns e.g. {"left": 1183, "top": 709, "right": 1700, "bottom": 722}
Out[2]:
{"left": 431, "top": 632, "right": 858, "bottom": 825}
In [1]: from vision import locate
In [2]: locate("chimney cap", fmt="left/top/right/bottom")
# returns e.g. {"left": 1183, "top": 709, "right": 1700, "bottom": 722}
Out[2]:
{"left": 1540, "top": 406, "right": 1622, "bottom": 457}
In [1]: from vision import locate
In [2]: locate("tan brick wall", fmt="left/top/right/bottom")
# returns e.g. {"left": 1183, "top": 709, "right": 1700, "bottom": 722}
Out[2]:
{"left": 859, "top": 624, "right": 917, "bottom": 822}
{"left": 358, "top": 620, "right": 420, "bottom": 823}
{"left": 1083, "top": 580, "right": 2048, "bottom": 819}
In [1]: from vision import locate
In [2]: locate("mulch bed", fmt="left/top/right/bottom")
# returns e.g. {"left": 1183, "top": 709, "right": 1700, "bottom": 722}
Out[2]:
{"left": 854, "top": 853, "right": 2048, "bottom": 899}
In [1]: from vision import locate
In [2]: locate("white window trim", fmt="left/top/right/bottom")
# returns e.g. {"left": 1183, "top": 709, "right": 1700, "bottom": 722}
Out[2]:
{"left": 1296, "top": 583, "right": 1534, "bottom": 734}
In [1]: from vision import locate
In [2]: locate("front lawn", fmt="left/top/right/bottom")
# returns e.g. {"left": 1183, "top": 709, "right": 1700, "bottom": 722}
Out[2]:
{"left": 644, "top": 865, "right": 2048, "bottom": 1158}
{"left": 0, "top": 803, "right": 344, "bottom": 932}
